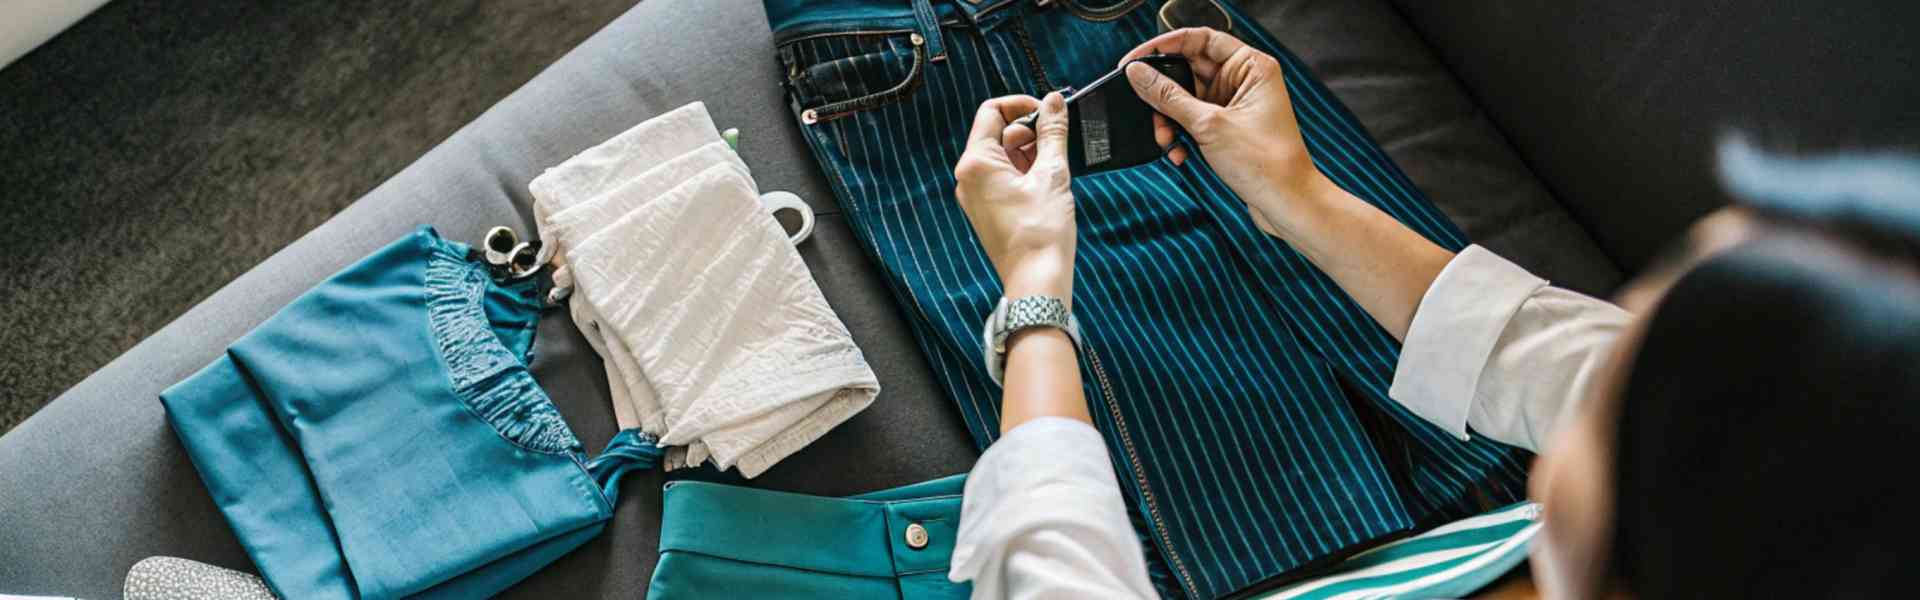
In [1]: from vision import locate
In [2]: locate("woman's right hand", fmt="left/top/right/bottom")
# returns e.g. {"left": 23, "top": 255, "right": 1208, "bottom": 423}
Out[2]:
{"left": 1119, "top": 27, "right": 1333, "bottom": 240}
{"left": 1125, "top": 29, "right": 1460, "bottom": 341}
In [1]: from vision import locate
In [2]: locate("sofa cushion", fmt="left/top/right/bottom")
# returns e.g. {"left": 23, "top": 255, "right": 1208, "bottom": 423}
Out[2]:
{"left": 1391, "top": 0, "right": 1920, "bottom": 273}
{"left": 0, "top": 0, "right": 1612, "bottom": 597}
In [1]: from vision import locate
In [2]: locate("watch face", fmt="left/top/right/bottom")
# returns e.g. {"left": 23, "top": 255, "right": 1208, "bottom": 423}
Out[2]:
{"left": 981, "top": 302, "right": 1007, "bottom": 386}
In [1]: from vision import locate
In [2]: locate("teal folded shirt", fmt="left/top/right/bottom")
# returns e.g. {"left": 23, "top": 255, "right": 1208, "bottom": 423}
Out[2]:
{"left": 162, "top": 226, "right": 658, "bottom": 599}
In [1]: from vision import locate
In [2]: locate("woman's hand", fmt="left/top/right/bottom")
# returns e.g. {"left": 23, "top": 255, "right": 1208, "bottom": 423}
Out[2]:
{"left": 1119, "top": 27, "right": 1333, "bottom": 240}
{"left": 953, "top": 92, "right": 1076, "bottom": 307}
{"left": 1123, "top": 28, "right": 1457, "bottom": 340}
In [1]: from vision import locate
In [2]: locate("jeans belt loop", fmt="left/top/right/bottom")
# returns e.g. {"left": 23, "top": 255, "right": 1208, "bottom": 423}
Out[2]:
{"left": 777, "top": 44, "right": 798, "bottom": 80}
{"left": 911, "top": 0, "right": 949, "bottom": 63}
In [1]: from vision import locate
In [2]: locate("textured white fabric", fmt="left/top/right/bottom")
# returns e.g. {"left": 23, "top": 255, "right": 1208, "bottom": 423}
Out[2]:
{"left": 546, "top": 141, "right": 751, "bottom": 434}
{"left": 950, "top": 417, "right": 1156, "bottom": 600}
{"left": 1389, "top": 245, "right": 1632, "bottom": 452}
{"left": 531, "top": 102, "right": 726, "bottom": 429}
{"left": 545, "top": 141, "right": 752, "bottom": 254}
{"left": 530, "top": 102, "right": 723, "bottom": 231}
{"left": 530, "top": 102, "right": 877, "bottom": 477}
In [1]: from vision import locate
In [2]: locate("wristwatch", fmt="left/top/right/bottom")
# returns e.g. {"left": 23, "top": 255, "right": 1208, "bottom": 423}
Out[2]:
{"left": 980, "top": 295, "right": 1084, "bottom": 386}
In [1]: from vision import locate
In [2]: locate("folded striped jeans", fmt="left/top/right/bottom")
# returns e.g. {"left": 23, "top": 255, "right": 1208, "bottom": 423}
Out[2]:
{"left": 765, "top": 0, "right": 1534, "bottom": 597}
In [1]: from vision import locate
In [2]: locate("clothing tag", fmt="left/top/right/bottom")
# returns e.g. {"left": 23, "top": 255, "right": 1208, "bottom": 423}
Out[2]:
{"left": 1081, "top": 91, "right": 1111, "bottom": 167}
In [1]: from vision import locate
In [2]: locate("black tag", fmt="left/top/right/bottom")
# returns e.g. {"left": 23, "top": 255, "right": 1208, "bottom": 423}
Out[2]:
{"left": 1062, "top": 55, "right": 1196, "bottom": 176}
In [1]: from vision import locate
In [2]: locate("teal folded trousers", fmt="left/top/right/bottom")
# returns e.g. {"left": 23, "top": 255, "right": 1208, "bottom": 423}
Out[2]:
{"left": 648, "top": 475, "right": 971, "bottom": 599}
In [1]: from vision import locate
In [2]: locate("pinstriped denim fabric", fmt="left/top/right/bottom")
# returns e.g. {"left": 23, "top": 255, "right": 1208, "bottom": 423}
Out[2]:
{"left": 767, "top": 1, "right": 1531, "bottom": 597}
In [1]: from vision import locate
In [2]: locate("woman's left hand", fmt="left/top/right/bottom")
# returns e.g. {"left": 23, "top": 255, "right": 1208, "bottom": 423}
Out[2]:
{"left": 952, "top": 92, "right": 1077, "bottom": 307}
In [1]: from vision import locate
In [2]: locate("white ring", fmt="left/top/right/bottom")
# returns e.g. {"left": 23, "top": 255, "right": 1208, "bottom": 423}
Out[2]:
{"left": 760, "top": 191, "right": 815, "bottom": 245}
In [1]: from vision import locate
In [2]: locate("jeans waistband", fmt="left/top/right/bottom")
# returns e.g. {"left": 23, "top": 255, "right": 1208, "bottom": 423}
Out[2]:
{"left": 764, "top": 0, "right": 1026, "bottom": 43}
{"left": 657, "top": 475, "right": 966, "bottom": 577}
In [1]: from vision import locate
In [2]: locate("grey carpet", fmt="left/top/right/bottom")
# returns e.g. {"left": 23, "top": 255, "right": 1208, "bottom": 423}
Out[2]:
{"left": 0, "top": 0, "right": 641, "bottom": 434}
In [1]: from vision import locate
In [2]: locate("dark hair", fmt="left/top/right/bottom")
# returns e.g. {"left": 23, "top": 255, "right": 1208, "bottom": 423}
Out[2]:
{"left": 1610, "top": 229, "right": 1920, "bottom": 596}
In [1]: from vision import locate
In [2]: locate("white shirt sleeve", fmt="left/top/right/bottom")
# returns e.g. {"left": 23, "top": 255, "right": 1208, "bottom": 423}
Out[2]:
{"left": 949, "top": 417, "right": 1157, "bottom": 600}
{"left": 1389, "top": 245, "right": 1632, "bottom": 452}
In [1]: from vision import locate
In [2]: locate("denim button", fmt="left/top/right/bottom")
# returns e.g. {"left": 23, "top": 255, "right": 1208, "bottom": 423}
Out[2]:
{"left": 904, "top": 522, "right": 930, "bottom": 550}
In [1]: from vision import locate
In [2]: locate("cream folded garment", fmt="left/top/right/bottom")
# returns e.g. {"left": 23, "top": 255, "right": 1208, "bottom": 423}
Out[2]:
{"left": 529, "top": 102, "right": 878, "bottom": 477}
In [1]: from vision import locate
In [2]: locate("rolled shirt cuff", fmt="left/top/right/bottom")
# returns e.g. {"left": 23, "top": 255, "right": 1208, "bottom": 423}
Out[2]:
{"left": 1389, "top": 245, "right": 1548, "bottom": 441}
{"left": 950, "top": 416, "right": 1128, "bottom": 581}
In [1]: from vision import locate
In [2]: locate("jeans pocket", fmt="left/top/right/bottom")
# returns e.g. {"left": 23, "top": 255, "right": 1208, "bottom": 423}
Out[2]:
{"left": 780, "top": 30, "right": 929, "bottom": 125}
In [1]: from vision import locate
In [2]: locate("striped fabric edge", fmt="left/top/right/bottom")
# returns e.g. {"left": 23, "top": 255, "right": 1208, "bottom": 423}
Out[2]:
{"left": 1255, "top": 502, "right": 1541, "bottom": 600}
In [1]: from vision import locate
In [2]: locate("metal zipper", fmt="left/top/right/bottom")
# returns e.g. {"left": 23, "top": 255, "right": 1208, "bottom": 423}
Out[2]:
{"left": 1085, "top": 345, "right": 1201, "bottom": 598}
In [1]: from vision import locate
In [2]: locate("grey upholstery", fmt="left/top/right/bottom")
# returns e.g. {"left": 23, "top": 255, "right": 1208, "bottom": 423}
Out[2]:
{"left": 1391, "top": 0, "right": 1920, "bottom": 273}
{"left": 0, "top": 0, "right": 1616, "bottom": 597}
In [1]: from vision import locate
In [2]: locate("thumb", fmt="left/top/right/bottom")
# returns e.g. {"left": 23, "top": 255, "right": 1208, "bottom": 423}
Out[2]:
{"left": 1126, "top": 62, "right": 1208, "bottom": 127}
{"left": 1031, "top": 91, "right": 1071, "bottom": 170}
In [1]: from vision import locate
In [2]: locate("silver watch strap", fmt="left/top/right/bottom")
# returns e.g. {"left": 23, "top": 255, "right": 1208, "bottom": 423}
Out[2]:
{"left": 983, "top": 295, "right": 1083, "bottom": 386}
{"left": 996, "top": 296, "right": 1070, "bottom": 352}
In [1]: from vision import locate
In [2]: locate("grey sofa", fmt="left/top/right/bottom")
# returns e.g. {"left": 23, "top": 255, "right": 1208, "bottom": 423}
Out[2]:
{"left": 5, "top": 0, "right": 1914, "bottom": 597}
